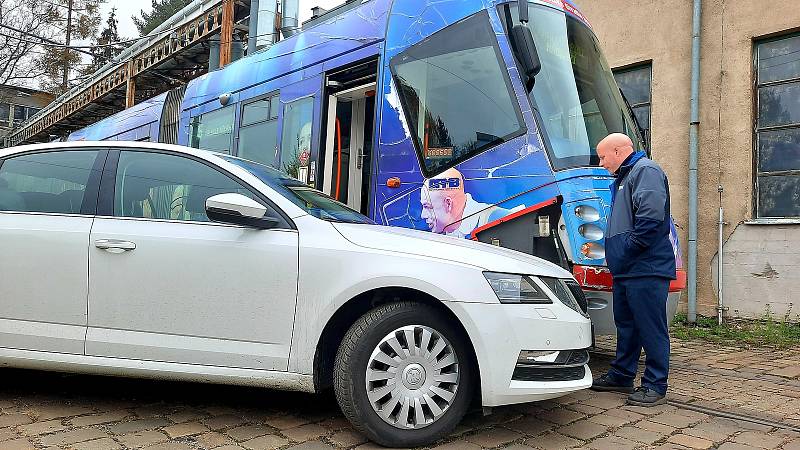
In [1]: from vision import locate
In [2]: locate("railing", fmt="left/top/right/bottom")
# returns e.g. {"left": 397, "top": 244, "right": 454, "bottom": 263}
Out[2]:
{"left": 8, "top": 0, "right": 234, "bottom": 146}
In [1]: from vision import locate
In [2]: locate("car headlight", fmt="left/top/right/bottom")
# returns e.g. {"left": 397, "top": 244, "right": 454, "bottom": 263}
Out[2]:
{"left": 539, "top": 277, "right": 590, "bottom": 317}
{"left": 483, "top": 272, "right": 552, "bottom": 304}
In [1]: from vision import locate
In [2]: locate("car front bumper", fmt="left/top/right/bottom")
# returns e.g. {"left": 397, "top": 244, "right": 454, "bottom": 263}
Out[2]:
{"left": 444, "top": 301, "right": 593, "bottom": 407}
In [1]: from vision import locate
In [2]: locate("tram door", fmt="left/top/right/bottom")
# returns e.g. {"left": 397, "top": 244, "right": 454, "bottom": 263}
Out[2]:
{"left": 322, "top": 85, "right": 376, "bottom": 214}
{"left": 321, "top": 60, "right": 378, "bottom": 215}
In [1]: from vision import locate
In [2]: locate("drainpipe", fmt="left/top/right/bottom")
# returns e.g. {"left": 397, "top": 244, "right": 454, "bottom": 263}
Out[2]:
{"left": 688, "top": 0, "right": 702, "bottom": 324}
{"left": 247, "top": 0, "right": 259, "bottom": 54}
{"left": 717, "top": 185, "right": 724, "bottom": 325}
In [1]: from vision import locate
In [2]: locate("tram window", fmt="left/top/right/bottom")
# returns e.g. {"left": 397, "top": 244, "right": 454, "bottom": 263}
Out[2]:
{"left": 390, "top": 11, "right": 525, "bottom": 176}
{"left": 239, "top": 93, "right": 280, "bottom": 167}
{"left": 189, "top": 106, "right": 235, "bottom": 153}
{"left": 279, "top": 97, "right": 314, "bottom": 179}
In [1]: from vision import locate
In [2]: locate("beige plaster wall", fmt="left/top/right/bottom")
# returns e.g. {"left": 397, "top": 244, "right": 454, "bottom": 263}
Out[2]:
{"left": 573, "top": 0, "right": 800, "bottom": 318}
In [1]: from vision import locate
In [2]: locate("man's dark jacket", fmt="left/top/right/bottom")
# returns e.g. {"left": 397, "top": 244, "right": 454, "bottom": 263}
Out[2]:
{"left": 605, "top": 151, "right": 676, "bottom": 279}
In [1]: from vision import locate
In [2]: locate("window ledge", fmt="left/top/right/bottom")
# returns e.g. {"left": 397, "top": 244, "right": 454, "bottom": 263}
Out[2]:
{"left": 744, "top": 218, "right": 800, "bottom": 225}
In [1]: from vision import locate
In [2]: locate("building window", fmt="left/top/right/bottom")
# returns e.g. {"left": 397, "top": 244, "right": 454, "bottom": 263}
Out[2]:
{"left": 12, "top": 105, "right": 26, "bottom": 125}
{"left": 0, "top": 103, "right": 10, "bottom": 125}
{"left": 613, "top": 64, "right": 652, "bottom": 150}
{"left": 755, "top": 34, "right": 800, "bottom": 218}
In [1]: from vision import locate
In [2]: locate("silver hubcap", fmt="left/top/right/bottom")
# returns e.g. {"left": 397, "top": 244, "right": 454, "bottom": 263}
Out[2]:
{"left": 365, "top": 325, "right": 460, "bottom": 429}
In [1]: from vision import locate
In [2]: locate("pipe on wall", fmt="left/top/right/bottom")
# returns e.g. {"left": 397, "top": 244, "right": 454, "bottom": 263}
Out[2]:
{"left": 247, "top": 0, "right": 259, "bottom": 54}
{"left": 209, "top": 37, "right": 220, "bottom": 71}
{"left": 717, "top": 199, "right": 724, "bottom": 325}
{"left": 688, "top": 0, "right": 702, "bottom": 324}
{"left": 281, "top": 0, "right": 300, "bottom": 38}
{"left": 256, "top": 0, "right": 279, "bottom": 49}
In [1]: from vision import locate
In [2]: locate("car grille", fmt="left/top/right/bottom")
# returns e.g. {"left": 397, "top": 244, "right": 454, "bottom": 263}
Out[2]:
{"left": 512, "top": 365, "right": 586, "bottom": 382}
{"left": 512, "top": 349, "right": 589, "bottom": 382}
{"left": 563, "top": 349, "right": 590, "bottom": 366}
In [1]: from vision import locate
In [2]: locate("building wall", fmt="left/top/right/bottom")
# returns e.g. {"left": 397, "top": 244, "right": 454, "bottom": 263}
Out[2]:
{"left": 0, "top": 86, "right": 55, "bottom": 139}
{"left": 574, "top": 0, "right": 800, "bottom": 320}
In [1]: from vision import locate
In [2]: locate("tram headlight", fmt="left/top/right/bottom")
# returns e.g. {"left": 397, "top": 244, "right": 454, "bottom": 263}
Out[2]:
{"left": 578, "top": 223, "right": 604, "bottom": 241}
{"left": 580, "top": 242, "right": 605, "bottom": 259}
{"left": 574, "top": 204, "right": 600, "bottom": 222}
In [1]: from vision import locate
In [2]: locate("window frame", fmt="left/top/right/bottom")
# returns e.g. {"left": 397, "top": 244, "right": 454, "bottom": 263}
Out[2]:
{"left": 98, "top": 148, "right": 295, "bottom": 230}
{"left": 613, "top": 63, "right": 653, "bottom": 151}
{"left": 12, "top": 105, "right": 27, "bottom": 125}
{"left": 278, "top": 96, "right": 316, "bottom": 179}
{"left": 0, "top": 147, "right": 107, "bottom": 217}
{"left": 235, "top": 91, "right": 281, "bottom": 165}
{"left": 388, "top": 10, "right": 527, "bottom": 178}
{"left": 753, "top": 33, "right": 800, "bottom": 219}
{"left": 0, "top": 103, "right": 10, "bottom": 125}
{"left": 188, "top": 105, "right": 236, "bottom": 153}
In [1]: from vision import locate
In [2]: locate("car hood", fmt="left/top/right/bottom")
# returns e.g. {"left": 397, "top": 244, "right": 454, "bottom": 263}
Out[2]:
{"left": 332, "top": 223, "right": 572, "bottom": 278}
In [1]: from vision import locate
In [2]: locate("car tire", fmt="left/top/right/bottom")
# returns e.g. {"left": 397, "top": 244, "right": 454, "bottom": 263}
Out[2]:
{"left": 333, "top": 301, "right": 475, "bottom": 448}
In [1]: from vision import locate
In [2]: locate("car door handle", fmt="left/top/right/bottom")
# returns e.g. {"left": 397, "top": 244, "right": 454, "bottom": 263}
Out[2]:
{"left": 94, "top": 239, "right": 136, "bottom": 252}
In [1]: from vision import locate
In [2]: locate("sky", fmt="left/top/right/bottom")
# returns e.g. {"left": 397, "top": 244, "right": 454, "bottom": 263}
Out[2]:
{"left": 101, "top": 0, "right": 347, "bottom": 39}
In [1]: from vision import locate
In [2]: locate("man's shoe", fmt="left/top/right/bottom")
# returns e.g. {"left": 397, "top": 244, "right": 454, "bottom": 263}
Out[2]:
{"left": 626, "top": 387, "right": 666, "bottom": 406}
{"left": 590, "top": 374, "right": 635, "bottom": 393}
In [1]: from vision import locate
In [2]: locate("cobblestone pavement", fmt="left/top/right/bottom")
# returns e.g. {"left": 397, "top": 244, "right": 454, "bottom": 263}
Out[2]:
{"left": 594, "top": 337, "right": 800, "bottom": 428}
{"left": 1, "top": 338, "right": 799, "bottom": 450}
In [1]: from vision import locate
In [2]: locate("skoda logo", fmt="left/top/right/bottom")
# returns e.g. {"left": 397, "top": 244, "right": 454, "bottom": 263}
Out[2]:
{"left": 402, "top": 363, "right": 426, "bottom": 389}
{"left": 406, "top": 368, "right": 423, "bottom": 385}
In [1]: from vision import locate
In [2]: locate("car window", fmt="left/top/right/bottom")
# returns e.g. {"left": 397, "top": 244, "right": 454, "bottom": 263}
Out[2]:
{"left": 0, "top": 150, "right": 100, "bottom": 214}
{"left": 114, "top": 151, "right": 262, "bottom": 223}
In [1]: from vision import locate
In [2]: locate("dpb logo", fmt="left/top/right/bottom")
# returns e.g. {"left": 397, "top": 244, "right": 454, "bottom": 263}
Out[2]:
{"left": 428, "top": 178, "right": 460, "bottom": 190}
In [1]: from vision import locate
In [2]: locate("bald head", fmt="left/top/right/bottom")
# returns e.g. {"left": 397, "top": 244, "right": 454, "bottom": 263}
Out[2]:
{"left": 420, "top": 168, "right": 467, "bottom": 233}
{"left": 597, "top": 133, "right": 634, "bottom": 175}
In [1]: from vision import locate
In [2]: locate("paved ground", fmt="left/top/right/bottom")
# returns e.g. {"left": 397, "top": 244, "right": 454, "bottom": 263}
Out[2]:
{"left": 595, "top": 337, "right": 800, "bottom": 428}
{"left": 1, "top": 338, "right": 799, "bottom": 450}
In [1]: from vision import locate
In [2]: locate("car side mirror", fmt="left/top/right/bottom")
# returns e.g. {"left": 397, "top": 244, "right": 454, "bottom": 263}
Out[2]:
{"left": 205, "top": 193, "right": 279, "bottom": 229}
{"left": 509, "top": 24, "right": 541, "bottom": 92}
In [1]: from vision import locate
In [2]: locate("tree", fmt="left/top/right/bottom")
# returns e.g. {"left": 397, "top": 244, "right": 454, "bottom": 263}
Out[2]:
{"left": 133, "top": 0, "right": 192, "bottom": 37}
{"left": 0, "top": 0, "right": 62, "bottom": 89}
{"left": 80, "top": 8, "right": 125, "bottom": 77}
{"left": 34, "top": 0, "right": 104, "bottom": 94}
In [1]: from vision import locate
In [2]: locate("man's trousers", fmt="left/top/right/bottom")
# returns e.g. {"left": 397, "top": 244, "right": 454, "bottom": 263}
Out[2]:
{"left": 607, "top": 276, "right": 671, "bottom": 395}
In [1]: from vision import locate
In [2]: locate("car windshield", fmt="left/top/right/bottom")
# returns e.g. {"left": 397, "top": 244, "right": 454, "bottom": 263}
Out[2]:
{"left": 504, "top": 4, "right": 644, "bottom": 169}
{"left": 222, "top": 156, "right": 375, "bottom": 224}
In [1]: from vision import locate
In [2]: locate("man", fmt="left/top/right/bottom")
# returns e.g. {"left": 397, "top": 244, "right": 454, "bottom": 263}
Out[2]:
{"left": 591, "top": 133, "right": 676, "bottom": 407}
{"left": 420, "top": 167, "right": 517, "bottom": 238}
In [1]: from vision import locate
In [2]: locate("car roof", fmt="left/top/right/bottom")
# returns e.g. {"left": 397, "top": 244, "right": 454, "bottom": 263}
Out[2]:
{"left": 0, "top": 141, "right": 223, "bottom": 161}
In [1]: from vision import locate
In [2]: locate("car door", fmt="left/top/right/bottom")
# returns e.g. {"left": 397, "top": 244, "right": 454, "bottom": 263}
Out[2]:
{"left": 86, "top": 149, "right": 299, "bottom": 371}
{"left": 0, "top": 148, "right": 104, "bottom": 354}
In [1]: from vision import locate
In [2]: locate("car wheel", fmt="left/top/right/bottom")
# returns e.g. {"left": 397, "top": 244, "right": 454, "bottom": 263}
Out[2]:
{"left": 333, "top": 301, "right": 475, "bottom": 448}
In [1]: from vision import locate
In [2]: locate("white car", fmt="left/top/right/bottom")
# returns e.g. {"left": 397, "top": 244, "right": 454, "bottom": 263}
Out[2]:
{"left": 0, "top": 141, "right": 592, "bottom": 447}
